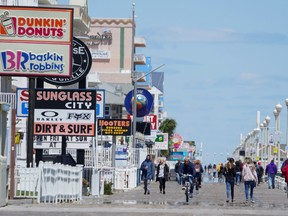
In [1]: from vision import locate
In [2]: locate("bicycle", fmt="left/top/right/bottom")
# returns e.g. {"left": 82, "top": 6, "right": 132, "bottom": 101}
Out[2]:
{"left": 181, "top": 174, "right": 193, "bottom": 202}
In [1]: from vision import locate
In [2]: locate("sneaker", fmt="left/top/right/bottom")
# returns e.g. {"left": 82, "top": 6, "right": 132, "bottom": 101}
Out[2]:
{"left": 189, "top": 193, "right": 193, "bottom": 198}
{"left": 245, "top": 200, "right": 249, "bottom": 204}
{"left": 226, "top": 200, "right": 229, "bottom": 203}
{"left": 182, "top": 186, "right": 186, "bottom": 190}
{"left": 251, "top": 200, "right": 255, "bottom": 203}
{"left": 147, "top": 191, "right": 150, "bottom": 195}
{"left": 163, "top": 191, "right": 165, "bottom": 194}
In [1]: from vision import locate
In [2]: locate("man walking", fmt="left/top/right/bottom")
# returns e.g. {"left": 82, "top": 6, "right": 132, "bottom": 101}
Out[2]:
{"left": 265, "top": 159, "right": 277, "bottom": 189}
{"left": 140, "top": 155, "right": 155, "bottom": 195}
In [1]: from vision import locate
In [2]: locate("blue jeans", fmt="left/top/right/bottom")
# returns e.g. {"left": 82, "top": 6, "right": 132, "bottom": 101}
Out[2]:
{"left": 225, "top": 179, "right": 235, "bottom": 200}
{"left": 176, "top": 173, "right": 182, "bottom": 185}
{"left": 235, "top": 172, "right": 241, "bottom": 184}
{"left": 182, "top": 175, "right": 194, "bottom": 194}
{"left": 268, "top": 173, "right": 275, "bottom": 188}
{"left": 244, "top": 180, "right": 256, "bottom": 200}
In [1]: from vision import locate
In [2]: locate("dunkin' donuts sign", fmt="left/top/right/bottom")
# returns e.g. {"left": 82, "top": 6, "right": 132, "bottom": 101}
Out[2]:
{"left": 0, "top": 6, "right": 73, "bottom": 77}
{"left": 34, "top": 89, "right": 96, "bottom": 136}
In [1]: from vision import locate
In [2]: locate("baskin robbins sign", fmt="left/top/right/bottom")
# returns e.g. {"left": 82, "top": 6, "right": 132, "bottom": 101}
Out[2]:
{"left": 0, "top": 6, "right": 73, "bottom": 77}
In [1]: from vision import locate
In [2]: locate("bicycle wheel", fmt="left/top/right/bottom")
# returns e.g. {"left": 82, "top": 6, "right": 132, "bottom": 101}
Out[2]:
{"left": 185, "top": 189, "right": 189, "bottom": 202}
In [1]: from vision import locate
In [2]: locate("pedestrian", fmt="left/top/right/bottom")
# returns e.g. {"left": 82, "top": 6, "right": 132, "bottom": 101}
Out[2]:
{"left": 193, "top": 159, "right": 204, "bottom": 189}
{"left": 223, "top": 158, "right": 236, "bottom": 203}
{"left": 204, "top": 165, "right": 207, "bottom": 173}
{"left": 235, "top": 160, "right": 242, "bottom": 185}
{"left": 212, "top": 163, "right": 217, "bottom": 179}
{"left": 242, "top": 157, "right": 258, "bottom": 203}
{"left": 140, "top": 154, "right": 155, "bottom": 195}
{"left": 179, "top": 158, "right": 196, "bottom": 198}
{"left": 281, "top": 158, "right": 288, "bottom": 187}
{"left": 174, "top": 159, "right": 182, "bottom": 185}
{"left": 256, "top": 161, "right": 264, "bottom": 185}
{"left": 217, "top": 163, "right": 225, "bottom": 183}
{"left": 265, "top": 159, "right": 277, "bottom": 189}
{"left": 156, "top": 158, "right": 169, "bottom": 194}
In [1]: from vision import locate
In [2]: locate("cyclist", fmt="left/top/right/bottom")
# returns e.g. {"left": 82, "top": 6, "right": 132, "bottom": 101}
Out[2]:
{"left": 179, "top": 158, "right": 196, "bottom": 198}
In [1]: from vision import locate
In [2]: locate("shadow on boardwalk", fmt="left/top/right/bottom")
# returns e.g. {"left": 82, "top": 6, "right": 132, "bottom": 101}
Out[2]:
{"left": 2, "top": 174, "right": 288, "bottom": 215}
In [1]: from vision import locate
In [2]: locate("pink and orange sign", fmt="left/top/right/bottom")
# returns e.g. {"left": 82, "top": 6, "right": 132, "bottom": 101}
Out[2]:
{"left": 171, "top": 133, "right": 183, "bottom": 149}
{"left": 0, "top": 6, "right": 73, "bottom": 77}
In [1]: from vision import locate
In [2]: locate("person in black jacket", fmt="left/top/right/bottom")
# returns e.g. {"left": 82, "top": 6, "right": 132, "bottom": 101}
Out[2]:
{"left": 223, "top": 158, "right": 236, "bottom": 203}
{"left": 174, "top": 159, "right": 182, "bottom": 184}
{"left": 156, "top": 159, "right": 169, "bottom": 194}
{"left": 179, "top": 158, "right": 196, "bottom": 198}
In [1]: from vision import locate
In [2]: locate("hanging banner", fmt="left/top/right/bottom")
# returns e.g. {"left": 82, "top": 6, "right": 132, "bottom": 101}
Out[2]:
{"left": 124, "top": 88, "right": 153, "bottom": 117}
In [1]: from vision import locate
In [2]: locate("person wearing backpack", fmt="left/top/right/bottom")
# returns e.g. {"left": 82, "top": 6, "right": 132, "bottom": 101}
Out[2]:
{"left": 256, "top": 161, "right": 264, "bottom": 185}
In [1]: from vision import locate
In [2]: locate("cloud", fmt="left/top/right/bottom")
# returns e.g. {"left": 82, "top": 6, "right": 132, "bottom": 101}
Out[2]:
{"left": 140, "top": 27, "right": 288, "bottom": 44}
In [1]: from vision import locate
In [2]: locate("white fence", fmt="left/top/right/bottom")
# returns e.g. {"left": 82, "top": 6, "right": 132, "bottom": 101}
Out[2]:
{"left": 275, "top": 175, "right": 287, "bottom": 191}
{"left": 114, "top": 167, "right": 138, "bottom": 190}
{"left": 0, "top": 156, "right": 8, "bottom": 207}
{"left": 14, "top": 162, "right": 83, "bottom": 204}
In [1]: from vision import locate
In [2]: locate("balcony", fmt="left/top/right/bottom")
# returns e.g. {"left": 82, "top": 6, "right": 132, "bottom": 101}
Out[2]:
{"left": 134, "top": 36, "right": 146, "bottom": 47}
{"left": 46, "top": 1, "right": 91, "bottom": 34}
{"left": 38, "top": 0, "right": 58, "bottom": 5}
{"left": 134, "top": 54, "right": 146, "bottom": 65}
{"left": 71, "top": 5, "right": 90, "bottom": 33}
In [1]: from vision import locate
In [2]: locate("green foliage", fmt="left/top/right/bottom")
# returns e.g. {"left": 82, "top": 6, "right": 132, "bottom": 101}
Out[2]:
{"left": 104, "top": 181, "right": 113, "bottom": 195}
{"left": 159, "top": 118, "right": 177, "bottom": 138}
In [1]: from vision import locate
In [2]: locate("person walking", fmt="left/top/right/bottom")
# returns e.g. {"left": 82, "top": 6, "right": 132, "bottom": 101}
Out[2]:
{"left": 140, "top": 154, "right": 155, "bottom": 195}
{"left": 242, "top": 157, "right": 258, "bottom": 203}
{"left": 174, "top": 159, "right": 182, "bottom": 185}
{"left": 156, "top": 159, "right": 169, "bottom": 194}
{"left": 194, "top": 160, "right": 204, "bottom": 189}
{"left": 235, "top": 160, "right": 242, "bottom": 185}
{"left": 223, "top": 158, "right": 236, "bottom": 203}
{"left": 265, "top": 159, "right": 278, "bottom": 189}
{"left": 256, "top": 161, "right": 264, "bottom": 185}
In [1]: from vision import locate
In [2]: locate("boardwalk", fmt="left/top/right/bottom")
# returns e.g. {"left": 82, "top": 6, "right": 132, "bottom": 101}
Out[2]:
{"left": 1, "top": 174, "right": 288, "bottom": 216}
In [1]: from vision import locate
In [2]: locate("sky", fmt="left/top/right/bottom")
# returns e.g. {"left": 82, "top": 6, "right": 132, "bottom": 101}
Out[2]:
{"left": 60, "top": 0, "right": 288, "bottom": 165}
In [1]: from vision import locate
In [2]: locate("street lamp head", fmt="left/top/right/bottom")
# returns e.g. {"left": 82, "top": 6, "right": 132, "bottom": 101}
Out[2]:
{"left": 260, "top": 123, "right": 264, "bottom": 128}
{"left": 254, "top": 128, "right": 260, "bottom": 134}
{"left": 275, "top": 103, "right": 282, "bottom": 113}
{"left": 285, "top": 98, "right": 288, "bottom": 106}
{"left": 273, "top": 109, "right": 278, "bottom": 117}
{"left": 265, "top": 116, "right": 271, "bottom": 124}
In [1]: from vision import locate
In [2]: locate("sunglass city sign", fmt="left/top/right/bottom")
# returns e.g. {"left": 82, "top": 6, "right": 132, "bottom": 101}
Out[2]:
{"left": 0, "top": 6, "right": 73, "bottom": 77}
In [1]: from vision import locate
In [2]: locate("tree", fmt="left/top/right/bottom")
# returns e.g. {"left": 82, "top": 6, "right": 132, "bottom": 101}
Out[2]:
{"left": 158, "top": 118, "right": 177, "bottom": 157}
{"left": 159, "top": 118, "right": 177, "bottom": 138}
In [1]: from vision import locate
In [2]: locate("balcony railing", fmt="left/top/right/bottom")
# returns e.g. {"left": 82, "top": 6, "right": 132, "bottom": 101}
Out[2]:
{"left": 0, "top": 93, "right": 16, "bottom": 109}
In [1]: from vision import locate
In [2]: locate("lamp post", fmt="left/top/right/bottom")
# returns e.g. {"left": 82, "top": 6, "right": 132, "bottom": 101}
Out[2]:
{"left": 265, "top": 116, "right": 271, "bottom": 167}
{"left": 254, "top": 127, "right": 260, "bottom": 160}
{"left": 275, "top": 103, "right": 282, "bottom": 168}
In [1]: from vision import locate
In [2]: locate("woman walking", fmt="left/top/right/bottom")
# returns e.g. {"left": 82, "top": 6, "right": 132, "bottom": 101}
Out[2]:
{"left": 140, "top": 155, "right": 155, "bottom": 195}
{"left": 156, "top": 159, "right": 169, "bottom": 194}
{"left": 242, "top": 157, "right": 258, "bottom": 203}
{"left": 223, "top": 158, "right": 236, "bottom": 203}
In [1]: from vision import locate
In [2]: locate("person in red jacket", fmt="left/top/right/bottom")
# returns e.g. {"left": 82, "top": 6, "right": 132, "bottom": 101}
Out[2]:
{"left": 281, "top": 159, "right": 288, "bottom": 183}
